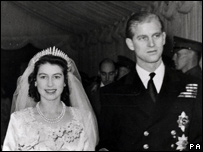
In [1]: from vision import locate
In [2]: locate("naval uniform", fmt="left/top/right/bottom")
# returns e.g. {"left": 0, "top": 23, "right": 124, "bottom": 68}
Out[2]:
{"left": 97, "top": 64, "right": 202, "bottom": 151}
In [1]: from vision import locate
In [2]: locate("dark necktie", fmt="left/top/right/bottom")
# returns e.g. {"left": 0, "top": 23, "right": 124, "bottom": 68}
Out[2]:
{"left": 147, "top": 72, "right": 157, "bottom": 103}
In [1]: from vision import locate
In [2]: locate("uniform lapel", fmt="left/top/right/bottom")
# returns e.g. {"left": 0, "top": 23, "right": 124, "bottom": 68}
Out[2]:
{"left": 150, "top": 67, "right": 182, "bottom": 124}
{"left": 130, "top": 70, "right": 156, "bottom": 117}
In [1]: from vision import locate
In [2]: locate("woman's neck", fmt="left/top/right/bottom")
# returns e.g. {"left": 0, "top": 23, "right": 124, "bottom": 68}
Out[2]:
{"left": 39, "top": 100, "right": 63, "bottom": 114}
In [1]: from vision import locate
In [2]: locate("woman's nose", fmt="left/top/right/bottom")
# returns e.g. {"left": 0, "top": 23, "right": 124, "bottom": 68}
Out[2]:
{"left": 47, "top": 78, "right": 53, "bottom": 87}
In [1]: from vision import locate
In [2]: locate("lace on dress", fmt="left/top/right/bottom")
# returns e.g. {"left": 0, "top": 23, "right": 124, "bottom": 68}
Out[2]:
{"left": 4, "top": 107, "right": 91, "bottom": 151}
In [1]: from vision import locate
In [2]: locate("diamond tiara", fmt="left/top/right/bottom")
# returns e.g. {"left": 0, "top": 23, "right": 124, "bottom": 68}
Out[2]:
{"left": 30, "top": 46, "right": 71, "bottom": 67}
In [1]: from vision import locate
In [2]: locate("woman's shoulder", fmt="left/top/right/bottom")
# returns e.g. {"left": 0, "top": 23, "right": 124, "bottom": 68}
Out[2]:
{"left": 67, "top": 106, "right": 81, "bottom": 117}
{"left": 12, "top": 107, "right": 33, "bottom": 115}
{"left": 11, "top": 107, "right": 35, "bottom": 123}
{"left": 67, "top": 106, "right": 90, "bottom": 120}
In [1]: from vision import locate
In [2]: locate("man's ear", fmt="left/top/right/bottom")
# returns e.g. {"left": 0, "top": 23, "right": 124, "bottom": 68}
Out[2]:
{"left": 162, "top": 32, "right": 166, "bottom": 45}
{"left": 126, "top": 38, "right": 135, "bottom": 51}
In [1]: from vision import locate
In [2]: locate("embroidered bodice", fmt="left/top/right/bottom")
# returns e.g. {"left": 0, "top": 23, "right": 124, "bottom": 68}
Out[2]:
{"left": 3, "top": 107, "right": 94, "bottom": 151}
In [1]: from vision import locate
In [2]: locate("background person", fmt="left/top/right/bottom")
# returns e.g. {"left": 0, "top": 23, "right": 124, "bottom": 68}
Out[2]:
{"left": 86, "top": 58, "right": 117, "bottom": 118}
{"left": 172, "top": 36, "right": 202, "bottom": 79}
{"left": 98, "top": 58, "right": 118, "bottom": 87}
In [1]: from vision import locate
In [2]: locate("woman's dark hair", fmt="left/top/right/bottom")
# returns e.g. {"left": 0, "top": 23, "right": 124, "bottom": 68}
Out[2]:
{"left": 28, "top": 55, "right": 70, "bottom": 106}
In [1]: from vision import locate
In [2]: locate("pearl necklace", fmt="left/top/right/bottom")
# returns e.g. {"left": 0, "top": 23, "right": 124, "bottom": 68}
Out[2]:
{"left": 36, "top": 101, "right": 66, "bottom": 124}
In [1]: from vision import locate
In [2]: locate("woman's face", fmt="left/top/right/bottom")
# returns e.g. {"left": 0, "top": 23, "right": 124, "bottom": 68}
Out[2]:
{"left": 36, "top": 63, "right": 65, "bottom": 102}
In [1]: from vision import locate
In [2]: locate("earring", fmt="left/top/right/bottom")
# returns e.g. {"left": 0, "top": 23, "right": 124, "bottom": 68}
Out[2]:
{"left": 64, "top": 84, "right": 66, "bottom": 87}
{"left": 35, "top": 82, "right": 37, "bottom": 87}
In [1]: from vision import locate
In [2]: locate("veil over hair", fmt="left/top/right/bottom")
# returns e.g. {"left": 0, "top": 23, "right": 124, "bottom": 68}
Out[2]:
{"left": 10, "top": 46, "right": 99, "bottom": 146}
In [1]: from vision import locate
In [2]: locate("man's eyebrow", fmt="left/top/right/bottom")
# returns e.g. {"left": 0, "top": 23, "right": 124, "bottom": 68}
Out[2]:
{"left": 152, "top": 32, "right": 162, "bottom": 35}
{"left": 137, "top": 34, "right": 147, "bottom": 37}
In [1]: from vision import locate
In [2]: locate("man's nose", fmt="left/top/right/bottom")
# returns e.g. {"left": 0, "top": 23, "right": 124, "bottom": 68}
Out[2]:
{"left": 148, "top": 38, "right": 155, "bottom": 47}
{"left": 106, "top": 74, "right": 109, "bottom": 80}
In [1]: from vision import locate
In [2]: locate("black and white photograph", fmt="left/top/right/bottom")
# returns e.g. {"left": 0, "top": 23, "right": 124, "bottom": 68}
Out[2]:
{"left": 1, "top": 1, "right": 202, "bottom": 151}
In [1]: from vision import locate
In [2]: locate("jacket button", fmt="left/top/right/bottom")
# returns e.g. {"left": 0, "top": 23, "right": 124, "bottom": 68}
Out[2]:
{"left": 171, "top": 130, "right": 176, "bottom": 135}
{"left": 144, "top": 131, "right": 149, "bottom": 136}
{"left": 143, "top": 144, "right": 149, "bottom": 149}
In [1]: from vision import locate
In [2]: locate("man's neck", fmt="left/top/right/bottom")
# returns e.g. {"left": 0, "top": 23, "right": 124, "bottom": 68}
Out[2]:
{"left": 182, "top": 63, "right": 198, "bottom": 73}
{"left": 137, "top": 59, "right": 162, "bottom": 72}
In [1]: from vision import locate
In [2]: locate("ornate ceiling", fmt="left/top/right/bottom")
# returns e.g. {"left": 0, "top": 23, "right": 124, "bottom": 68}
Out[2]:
{"left": 10, "top": 1, "right": 154, "bottom": 34}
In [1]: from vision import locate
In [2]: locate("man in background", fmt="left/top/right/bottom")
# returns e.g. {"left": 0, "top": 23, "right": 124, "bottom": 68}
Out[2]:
{"left": 86, "top": 58, "right": 117, "bottom": 118}
{"left": 172, "top": 36, "right": 202, "bottom": 79}
{"left": 98, "top": 58, "right": 118, "bottom": 86}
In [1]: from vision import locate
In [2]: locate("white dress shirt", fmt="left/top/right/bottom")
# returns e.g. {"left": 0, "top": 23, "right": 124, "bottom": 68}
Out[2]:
{"left": 136, "top": 62, "right": 165, "bottom": 93}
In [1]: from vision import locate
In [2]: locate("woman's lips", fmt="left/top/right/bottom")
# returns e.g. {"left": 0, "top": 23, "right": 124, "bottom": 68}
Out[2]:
{"left": 45, "top": 89, "right": 56, "bottom": 94}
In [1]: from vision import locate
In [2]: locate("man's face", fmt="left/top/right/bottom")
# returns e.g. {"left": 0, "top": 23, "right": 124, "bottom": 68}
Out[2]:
{"left": 99, "top": 62, "right": 117, "bottom": 86}
{"left": 126, "top": 18, "right": 166, "bottom": 67}
{"left": 172, "top": 49, "right": 190, "bottom": 71}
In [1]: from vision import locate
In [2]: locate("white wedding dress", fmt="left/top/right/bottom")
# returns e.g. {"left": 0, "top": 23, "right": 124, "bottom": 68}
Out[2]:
{"left": 3, "top": 106, "right": 95, "bottom": 151}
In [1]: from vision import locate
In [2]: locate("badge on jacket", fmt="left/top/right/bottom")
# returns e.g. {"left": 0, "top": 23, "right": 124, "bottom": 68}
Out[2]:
{"left": 176, "top": 134, "right": 188, "bottom": 151}
{"left": 178, "top": 84, "right": 198, "bottom": 98}
{"left": 177, "top": 111, "right": 189, "bottom": 132}
{"left": 175, "top": 111, "right": 189, "bottom": 151}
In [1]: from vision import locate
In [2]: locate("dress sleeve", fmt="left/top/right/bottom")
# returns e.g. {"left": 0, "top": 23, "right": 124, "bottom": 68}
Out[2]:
{"left": 2, "top": 113, "right": 19, "bottom": 151}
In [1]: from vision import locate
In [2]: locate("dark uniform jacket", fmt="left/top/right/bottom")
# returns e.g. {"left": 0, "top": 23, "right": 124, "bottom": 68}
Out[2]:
{"left": 86, "top": 81, "right": 101, "bottom": 119}
{"left": 185, "top": 65, "right": 202, "bottom": 80}
{"left": 97, "top": 66, "right": 202, "bottom": 151}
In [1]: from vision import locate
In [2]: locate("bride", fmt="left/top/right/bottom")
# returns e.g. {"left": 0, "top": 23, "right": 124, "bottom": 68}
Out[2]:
{"left": 3, "top": 47, "right": 98, "bottom": 151}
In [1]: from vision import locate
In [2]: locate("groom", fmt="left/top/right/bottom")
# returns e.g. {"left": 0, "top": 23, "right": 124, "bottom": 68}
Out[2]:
{"left": 97, "top": 11, "right": 202, "bottom": 151}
